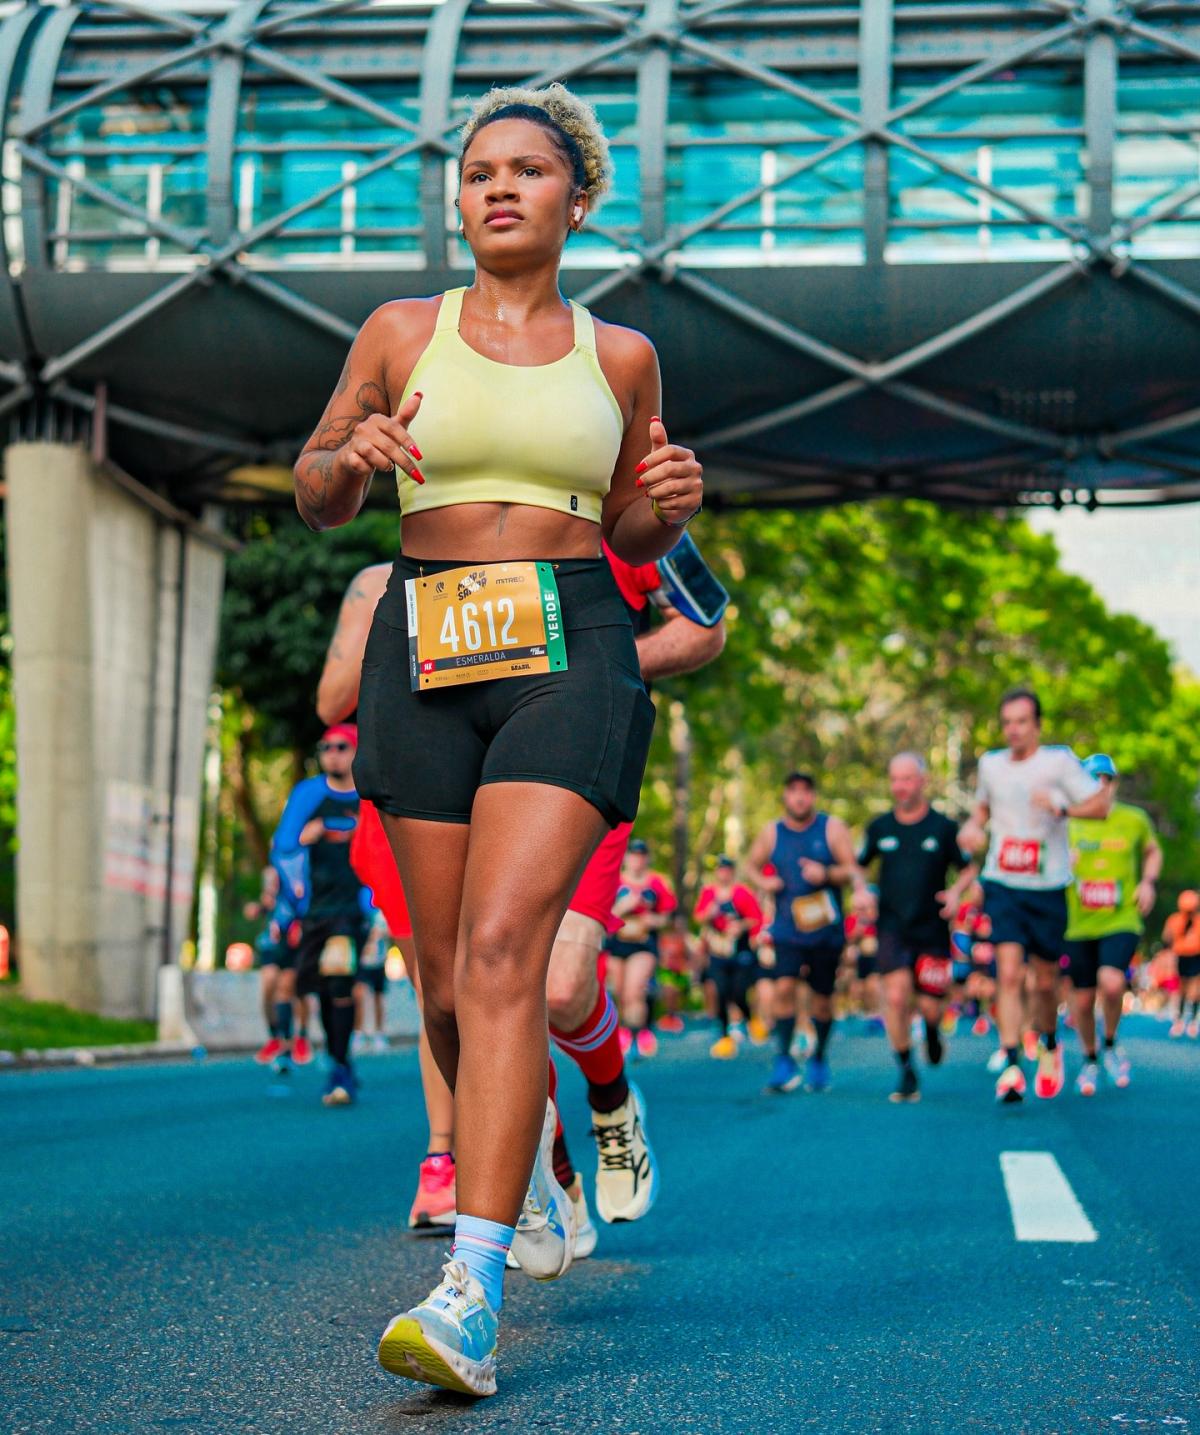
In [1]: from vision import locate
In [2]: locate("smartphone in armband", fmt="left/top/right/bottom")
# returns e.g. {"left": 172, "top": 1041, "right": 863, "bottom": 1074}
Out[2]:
{"left": 652, "top": 532, "right": 729, "bottom": 629}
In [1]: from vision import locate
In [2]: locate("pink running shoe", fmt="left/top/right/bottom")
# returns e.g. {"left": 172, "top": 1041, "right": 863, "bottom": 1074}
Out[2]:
{"left": 655, "top": 1014, "right": 684, "bottom": 1035}
{"left": 292, "top": 1034, "right": 314, "bottom": 1066}
{"left": 618, "top": 1026, "right": 633, "bottom": 1056}
{"left": 635, "top": 1029, "right": 658, "bottom": 1059}
{"left": 408, "top": 1153, "right": 457, "bottom": 1230}
{"left": 254, "top": 1037, "right": 284, "bottom": 1066}
{"left": 1034, "top": 1041, "right": 1065, "bottom": 1100}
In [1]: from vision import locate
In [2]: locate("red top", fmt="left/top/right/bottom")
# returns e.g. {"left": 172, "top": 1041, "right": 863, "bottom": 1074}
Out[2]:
{"left": 603, "top": 540, "right": 660, "bottom": 612}
{"left": 694, "top": 883, "right": 764, "bottom": 936}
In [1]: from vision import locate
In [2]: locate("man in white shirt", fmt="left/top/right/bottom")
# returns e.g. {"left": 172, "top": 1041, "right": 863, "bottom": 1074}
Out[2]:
{"left": 960, "top": 687, "right": 1105, "bottom": 1104}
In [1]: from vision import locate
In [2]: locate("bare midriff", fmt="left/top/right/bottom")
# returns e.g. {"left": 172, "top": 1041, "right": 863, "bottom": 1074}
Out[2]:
{"left": 400, "top": 502, "right": 602, "bottom": 562}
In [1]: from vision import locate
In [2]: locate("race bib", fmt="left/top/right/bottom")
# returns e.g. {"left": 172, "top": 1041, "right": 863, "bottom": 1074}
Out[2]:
{"left": 318, "top": 935, "right": 357, "bottom": 978}
{"left": 915, "top": 954, "right": 954, "bottom": 996}
{"left": 1078, "top": 879, "right": 1120, "bottom": 910}
{"left": 998, "top": 837, "right": 1043, "bottom": 876}
{"left": 407, "top": 562, "right": 566, "bottom": 692}
{"left": 792, "top": 891, "right": 838, "bottom": 933}
{"left": 707, "top": 931, "right": 736, "bottom": 959}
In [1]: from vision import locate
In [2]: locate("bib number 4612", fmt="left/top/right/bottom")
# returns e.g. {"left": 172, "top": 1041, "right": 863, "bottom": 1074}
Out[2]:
{"left": 439, "top": 598, "right": 518, "bottom": 655}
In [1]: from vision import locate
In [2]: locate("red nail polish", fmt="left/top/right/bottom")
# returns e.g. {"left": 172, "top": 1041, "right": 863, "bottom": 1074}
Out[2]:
{"left": 635, "top": 478, "right": 644, "bottom": 488}
{"left": 635, "top": 461, "right": 647, "bottom": 473}
{"left": 650, "top": 415, "right": 660, "bottom": 424}
{"left": 412, "top": 467, "right": 425, "bottom": 484}
{"left": 414, "top": 391, "right": 423, "bottom": 399}
{"left": 409, "top": 443, "right": 423, "bottom": 461}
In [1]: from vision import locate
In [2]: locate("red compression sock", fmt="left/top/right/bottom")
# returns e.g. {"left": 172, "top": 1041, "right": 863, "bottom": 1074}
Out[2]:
{"left": 551, "top": 988, "right": 629, "bottom": 1111}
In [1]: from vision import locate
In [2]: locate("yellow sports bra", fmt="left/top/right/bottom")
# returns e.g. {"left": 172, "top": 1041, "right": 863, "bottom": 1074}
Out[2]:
{"left": 396, "top": 287, "right": 624, "bottom": 524}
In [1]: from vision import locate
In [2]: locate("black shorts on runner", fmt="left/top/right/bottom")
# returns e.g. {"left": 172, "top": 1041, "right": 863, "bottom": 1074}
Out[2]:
{"left": 1064, "top": 931, "right": 1138, "bottom": 988}
{"left": 607, "top": 934, "right": 658, "bottom": 961}
{"left": 354, "top": 555, "right": 656, "bottom": 828}
{"left": 355, "top": 962, "right": 387, "bottom": 995}
{"left": 981, "top": 880, "right": 1067, "bottom": 963}
{"left": 774, "top": 941, "right": 842, "bottom": 997}
{"left": 295, "top": 915, "right": 371, "bottom": 997}
{"left": 855, "top": 951, "right": 877, "bottom": 981}
{"left": 1178, "top": 955, "right": 1200, "bottom": 981}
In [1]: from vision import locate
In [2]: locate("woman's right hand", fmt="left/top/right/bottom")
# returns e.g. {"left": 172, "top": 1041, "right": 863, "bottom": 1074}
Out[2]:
{"left": 337, "top": 392, "right": 425, "bottom": 484}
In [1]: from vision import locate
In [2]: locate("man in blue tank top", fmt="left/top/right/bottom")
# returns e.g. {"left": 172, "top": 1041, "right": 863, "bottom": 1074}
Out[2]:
{"left": 746, "top": 771, "right": 872, "bottom": 1092}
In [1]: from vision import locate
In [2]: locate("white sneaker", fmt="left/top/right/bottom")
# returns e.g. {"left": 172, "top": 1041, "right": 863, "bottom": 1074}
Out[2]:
{"left": 591, "top": 1082, "right": 659, "bottom": 1225}
{"left": 507, "top": 1172, "right": 597, "bottom": 1270}
{"left": 986, "top": 1047, "right": 1009, "bottom": 1074}
{"left": 509, "top": 1099, "right": 575, "bottom": 1281}
{"left": 1102, "top": 1045, "right": 1131, "bottom": 1088}
{"left": 372, "top": 1031, "right": 389, "bottom": 1054}
{"left": 569, "top": 1178, "right": 599, "bottom": 1259}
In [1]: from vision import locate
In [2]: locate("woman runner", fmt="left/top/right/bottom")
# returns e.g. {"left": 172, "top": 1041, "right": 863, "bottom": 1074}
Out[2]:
{"left": 293, "top": 84, "right": 703, "bottom": 1398}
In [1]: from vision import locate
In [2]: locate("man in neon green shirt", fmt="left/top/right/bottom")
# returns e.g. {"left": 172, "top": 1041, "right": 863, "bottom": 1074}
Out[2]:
{"left": 1066, "top": 753, "right": 1162, "bottom": 1096}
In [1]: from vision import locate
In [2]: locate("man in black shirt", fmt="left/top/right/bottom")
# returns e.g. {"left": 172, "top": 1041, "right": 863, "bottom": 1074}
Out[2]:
{"left": 859, "top": 753, "right": 976, "bottom": 1103}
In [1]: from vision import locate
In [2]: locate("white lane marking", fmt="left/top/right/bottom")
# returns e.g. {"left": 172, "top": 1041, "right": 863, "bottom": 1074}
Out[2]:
{"left": 1000, "top": 1151, "right": 1099, "bottom": 1243}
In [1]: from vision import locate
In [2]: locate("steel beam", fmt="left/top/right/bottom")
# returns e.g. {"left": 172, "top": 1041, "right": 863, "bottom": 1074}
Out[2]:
{"left": 637, "top": 0, "right": 675, "bottom": 250}
{"left": 1084, "top": 0, "right": 1117, "bottom": 241}
{"left": 859, "top": 0, "right": 894, "bottom": 266}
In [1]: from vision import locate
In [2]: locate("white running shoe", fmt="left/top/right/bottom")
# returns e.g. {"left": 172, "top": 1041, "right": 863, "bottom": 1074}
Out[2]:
{"left": 509, "top": 1099, "right": 575, "bottom": 1281}
{"left": 986, "top": 1047, "right": 1009, "bottom": 1074}
{"left": 591, "top": 1082, "right": 659, "bottom": 1225}
{"left": 372, "top": 1032, "right": 389, "bottom": 1054}
{"left": 1102, "top": 1046, "right": 1131, "bottom": 1087}
{"left": 377, "top": 1259, "right": 498, "bottom": 1398}
{"left": 569, "top": 1178, "right": 599, "bottom": 1259}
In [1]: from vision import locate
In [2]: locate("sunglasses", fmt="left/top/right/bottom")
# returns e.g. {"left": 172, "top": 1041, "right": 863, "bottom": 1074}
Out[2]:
{"left": 318, "top": 741, "right": 352, "bottom": 753}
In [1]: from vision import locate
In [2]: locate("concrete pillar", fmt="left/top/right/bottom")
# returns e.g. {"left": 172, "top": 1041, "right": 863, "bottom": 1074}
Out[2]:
{"left": 4, "top": 442, "right": 224, "bottom": 1019}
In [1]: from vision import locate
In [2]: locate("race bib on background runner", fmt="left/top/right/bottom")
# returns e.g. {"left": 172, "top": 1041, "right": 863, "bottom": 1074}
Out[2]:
{"left": 1078, "top": 879, "right": 1120, "bottom": 910}
{"left": 915, "top": 954, "right": 953, "bottom": 996}
{"left": 792, "top": 891, "right": 838, "bottom": 933}
{"left": 998, "top": 837, "right": 1043, "bottom": 877}
{"left": 407, "top": 562, "right": 567, "bottom": 691}
{"left": 318, "top": 935, "right": 357, "bottom": 978}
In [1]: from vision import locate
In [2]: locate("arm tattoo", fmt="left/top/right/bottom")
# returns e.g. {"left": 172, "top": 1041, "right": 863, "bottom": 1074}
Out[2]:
{"left": 296, "top": 373, "right": 388, "bottom": 524}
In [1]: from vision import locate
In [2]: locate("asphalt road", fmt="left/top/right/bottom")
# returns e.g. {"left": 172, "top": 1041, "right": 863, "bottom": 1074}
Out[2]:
{"left": 3, "top": 1014, "right": 1199, "bottom": 1434}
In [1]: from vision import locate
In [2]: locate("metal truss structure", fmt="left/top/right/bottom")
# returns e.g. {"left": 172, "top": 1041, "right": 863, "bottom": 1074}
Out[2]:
{"left": 2, "top": 0, "right": 1200, "bottom": 508}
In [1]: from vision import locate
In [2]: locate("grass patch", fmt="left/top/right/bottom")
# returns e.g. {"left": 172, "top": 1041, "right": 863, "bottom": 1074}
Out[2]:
{"left": 0, "top": 985, "right": 156, "bottom": 1051}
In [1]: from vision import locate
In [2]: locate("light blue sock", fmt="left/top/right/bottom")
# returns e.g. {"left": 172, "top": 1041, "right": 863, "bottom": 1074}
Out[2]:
{"left": 452, "top": 1214, "right": 514, "bottom": 1313}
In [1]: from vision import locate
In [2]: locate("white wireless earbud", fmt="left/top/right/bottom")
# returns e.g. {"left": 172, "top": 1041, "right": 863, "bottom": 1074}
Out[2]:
{"left": 573, "top": 207, "right": 583, "bottom": 221}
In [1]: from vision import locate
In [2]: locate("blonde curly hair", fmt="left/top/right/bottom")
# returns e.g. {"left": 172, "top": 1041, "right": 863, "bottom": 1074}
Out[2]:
{"left": 459, "top": 83, "right": 613, "bottom": 208}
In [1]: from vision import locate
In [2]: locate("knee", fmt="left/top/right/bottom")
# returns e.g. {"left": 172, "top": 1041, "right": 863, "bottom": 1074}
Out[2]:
{"left": 546, "top": 972, "right": 593, "bottom": 1033}
{"left": 1099, "top": 969, "right": 1126, "bottom": 999}
{"left": 460, "top": 920, "right": 543, "bottom": 1008}
{"left": 883, "top": 978, "right": 909, "bottom": 1015}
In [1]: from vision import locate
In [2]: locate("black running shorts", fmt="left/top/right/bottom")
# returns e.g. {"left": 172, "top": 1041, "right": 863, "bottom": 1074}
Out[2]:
{"left": 354, "top": 555, "right": 656, "bottom": 828}
{"left": 774, "top": 941, "right": 842, "bottom": 996}
{"left": 981, "top": 880, "right": 1067, "bottom": 964}
{"left": 1064, "top": 931, "right": 1138, "bottom": 988}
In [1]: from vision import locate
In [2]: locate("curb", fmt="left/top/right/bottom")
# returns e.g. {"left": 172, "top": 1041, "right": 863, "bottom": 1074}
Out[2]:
{"left": 0, "top": 1035, "right": 416, "bottom": 1072}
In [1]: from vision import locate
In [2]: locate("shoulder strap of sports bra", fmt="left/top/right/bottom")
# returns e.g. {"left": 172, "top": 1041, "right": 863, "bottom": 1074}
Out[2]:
{"left": 570, "top": 300, "right": 597, "bottom": 355}
{"left": 435, "top": 287, "right": 466, "bottom": 331}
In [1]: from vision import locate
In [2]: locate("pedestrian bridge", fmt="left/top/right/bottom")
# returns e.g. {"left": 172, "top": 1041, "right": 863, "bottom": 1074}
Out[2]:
{"left": 2, "top": 0, "right": 1199, "bottom": 509}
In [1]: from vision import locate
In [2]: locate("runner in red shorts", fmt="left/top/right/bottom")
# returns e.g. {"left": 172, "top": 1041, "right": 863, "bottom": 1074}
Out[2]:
{"left": 318, "top": 536, "right": 726, "bottom": 1251}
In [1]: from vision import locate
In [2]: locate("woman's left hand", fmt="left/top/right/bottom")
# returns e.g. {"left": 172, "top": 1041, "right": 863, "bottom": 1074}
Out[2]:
{"left": 635, "top": 417, "right": 703, "bottom": 526}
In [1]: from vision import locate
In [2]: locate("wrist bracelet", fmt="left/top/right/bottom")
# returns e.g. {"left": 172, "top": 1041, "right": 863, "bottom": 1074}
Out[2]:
{"left": 651, "top": 497, "right": 702, "bottom": 527}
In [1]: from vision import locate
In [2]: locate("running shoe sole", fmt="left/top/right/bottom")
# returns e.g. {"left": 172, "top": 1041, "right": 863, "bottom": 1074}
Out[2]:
{"left": 377, "top": 1316, "right": 496, "bottom": 1398}
{"left": 322, "top": 1087, "right": 353, "bottom": 1107}
{"left": 888, "top": 1090, "right": 921, "bottom": 1104}
{"left": 767, "top": 1074, "right": 803, "bottom": 1094}
{"left": 409, "top": 1209, "right": 457, "bottom": 1230}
